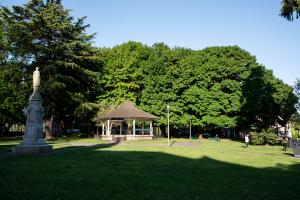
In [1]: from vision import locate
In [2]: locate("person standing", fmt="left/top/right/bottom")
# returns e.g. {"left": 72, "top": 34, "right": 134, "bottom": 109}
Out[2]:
{"left": 245, "top": 134, "right": 249, "bottom": 148}
{"left": 283, "top": 136, "right": 288, "bottom": 151}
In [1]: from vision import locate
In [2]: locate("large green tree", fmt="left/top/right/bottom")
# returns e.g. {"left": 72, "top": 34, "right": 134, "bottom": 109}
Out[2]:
{"left": 1, "top": 0, "right": 99, "bottom": 138}
{"left": 181, "top": 46, "right": 254, "bottom": 130}
{"left": 241, "top": 66, "right": 297, "bottom": 130}
{"left": 97, "top": 41, "right": 150, "bottom": 105}
{"left": 141, "top": 45, "right": 252, "bottom": 129}
{"left": 140, "top": 43, "right": 192, "bottom": 129}
{"left": 140, "top": 45, "right": 296, "bottom": 132}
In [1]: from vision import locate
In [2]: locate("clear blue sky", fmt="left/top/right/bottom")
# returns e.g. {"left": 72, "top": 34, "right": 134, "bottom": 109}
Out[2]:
{"left": 2, "top": 0, "right": 300, "bottom": 86}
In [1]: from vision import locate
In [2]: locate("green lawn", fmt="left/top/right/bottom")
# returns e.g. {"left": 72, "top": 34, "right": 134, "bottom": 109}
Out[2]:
{"left": 0, "top": 138, "right": 300, "bottom": 200}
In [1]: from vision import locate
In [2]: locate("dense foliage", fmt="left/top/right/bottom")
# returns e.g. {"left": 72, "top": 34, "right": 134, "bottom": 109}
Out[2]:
{"left": 250, "top": 129, "right": 279, "bottom": 145}
{"left": 97, "top": 42, "right": 150, "bottom": 105}
{"left": 97, "top": 42, "right": 297, "bottom": 132}
{"left": 0, "top": 13, "right": 27, "bottom": 134}
{"left": 280, "top": 0, "right": 300, "bottom": 21}
{"left": 1, "top": 0, "right": 99, "bottom": 138}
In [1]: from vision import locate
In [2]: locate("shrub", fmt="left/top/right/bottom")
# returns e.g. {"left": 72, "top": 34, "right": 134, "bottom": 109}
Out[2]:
{"left": 251, "top": 129, "right": 279, "bottom": 145}
{"left": 262, "top": 128, "right": 278, "bottom": 145}
{"left": 250, "top": 132, "right": 265, "bottom": 145}
{"left": 292, "top": 127, "right": 300, "bottom": 139}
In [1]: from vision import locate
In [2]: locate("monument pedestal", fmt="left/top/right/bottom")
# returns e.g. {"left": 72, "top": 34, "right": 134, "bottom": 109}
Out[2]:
{"left": 12, "top": 86, "right": 52, "bottom": 154}
{"left": 13, "top": 144, "right": 52, "bottom": 154}
{"left": 294, "top": 145, "right": 300, "bottom": 158}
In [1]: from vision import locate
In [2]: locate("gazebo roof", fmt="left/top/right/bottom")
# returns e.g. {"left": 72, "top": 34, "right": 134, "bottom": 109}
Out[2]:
{"left": 97, "top": 101, "right": 158, "bottom": 120}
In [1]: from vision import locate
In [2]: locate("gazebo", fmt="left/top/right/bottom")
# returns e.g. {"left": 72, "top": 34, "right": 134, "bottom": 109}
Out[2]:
{"left": 95, "top": 101, "right": 158, "bottom": 141}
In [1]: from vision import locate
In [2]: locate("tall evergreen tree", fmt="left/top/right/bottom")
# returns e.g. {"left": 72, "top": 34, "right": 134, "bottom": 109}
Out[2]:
{"left": 0, "top": 10, "right": 26, "bottom": 135}
{"left": 1, "top": 0, "right": 99, "bottom": 138}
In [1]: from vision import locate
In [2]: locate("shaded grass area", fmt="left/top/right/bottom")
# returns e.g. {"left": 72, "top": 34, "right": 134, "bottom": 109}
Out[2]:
{"left": 0, "top": 136, "right": 105, "bottom": 152}
{"left": 0, "top": 138, "right": 300, "bottom": 200}
{"left": 0, "top": 137, "right": 22, "bottom": 153}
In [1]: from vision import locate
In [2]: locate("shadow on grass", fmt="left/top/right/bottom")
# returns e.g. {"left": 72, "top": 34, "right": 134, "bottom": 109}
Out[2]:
{"left": 0, "top": 143, "right": 300, "bottom": 200}
{"left": 0, "top": 137, "right": 22, "bottom": 153}
{"left": 283, "top": 152, "right": 294, "bottom": 156}
{"left": 0, "top": 144, "right": 16, "bottom": 153}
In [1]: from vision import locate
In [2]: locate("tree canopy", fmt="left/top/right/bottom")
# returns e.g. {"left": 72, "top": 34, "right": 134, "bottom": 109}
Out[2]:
{"left": 0, "top": 11, "right": 26, "bottom": 133}
{"left": 280, "top": 0, "right": 300, "bottom": 21}
{"left": 1, "top": 0, "right": 99, "bottom": 137}
{"left": 96, "top": 42, "right": 297, "bottom": 131}
{"left": 97, "top": 41, "right": 150, "bottom": 105}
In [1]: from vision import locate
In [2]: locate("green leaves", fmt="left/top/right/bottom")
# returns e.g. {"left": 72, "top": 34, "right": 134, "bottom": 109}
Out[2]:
{"left": 97, "top": 41, "right": 150, "bottom": 105}
{"left": 1, "top": 0, "right": 100, "bottom": 134}
{"left": 0, "top": 77, "right": 26, "bottom": 131}
{"left": 121, "top": 44, "right": 296, "bottom": 130}
{"left": 139, "top": 46, "right": 254, "bottom": 129}
{"left": 241, "top": 66, "right": 297, "bottom": 129}
{"left": 280, "top": 0, "right": 300, "bottom": 21}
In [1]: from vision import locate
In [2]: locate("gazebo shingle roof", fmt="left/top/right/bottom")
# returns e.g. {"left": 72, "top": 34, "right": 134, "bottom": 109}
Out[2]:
{"left": 97, "top": 101, "right": 158, "bottom": 120}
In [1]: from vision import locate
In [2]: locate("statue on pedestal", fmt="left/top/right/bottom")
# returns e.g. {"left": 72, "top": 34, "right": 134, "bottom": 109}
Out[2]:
{"left": 13, "top": 67, "right": 52, "bottom": 154}
{"left": 33, "top": 67, "right": 40, "bottom": 89}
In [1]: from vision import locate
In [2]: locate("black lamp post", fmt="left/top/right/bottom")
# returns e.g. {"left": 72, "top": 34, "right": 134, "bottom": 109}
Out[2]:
{"left": 189, "top": 115, "right": 192, "bottom": 142}
{"left": 167, "top": 104, "right": 170, "bottom": 146}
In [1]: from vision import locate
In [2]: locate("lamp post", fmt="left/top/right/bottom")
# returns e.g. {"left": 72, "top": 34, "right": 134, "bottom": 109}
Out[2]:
{"left": 189, "top": 115, "right": 192, "bottom": 142}
{"left": 167, "top": 104, "right": 170, "bottom": 146}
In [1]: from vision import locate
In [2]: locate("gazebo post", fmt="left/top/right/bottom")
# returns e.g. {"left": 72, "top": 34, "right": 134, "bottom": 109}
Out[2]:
{"left": 150, "top": 121, "right": 153, "bottom": 136}
{"left": 102, "top": 123, "right": 104, "bottom": 135}
{"left": 120, "top": 121, "right": 122, "bottom": 135}
{"left": 107, "top": 119, "right": 111, "bottom": 135}
{"left": 133, "top": 120, "right": 136, "bottom": 135}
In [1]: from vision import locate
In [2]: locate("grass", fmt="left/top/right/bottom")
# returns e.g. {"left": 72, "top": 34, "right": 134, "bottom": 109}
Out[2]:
{"left": 0, "top": 137, "right": 300, "bottom": 200}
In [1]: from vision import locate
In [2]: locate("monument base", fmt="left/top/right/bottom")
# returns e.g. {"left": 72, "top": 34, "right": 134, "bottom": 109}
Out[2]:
{"left": 12, "top": 144, "right": 53, "bottom": 154}
{"left": 294, "top": 146, "right": 300, "bottom": 158}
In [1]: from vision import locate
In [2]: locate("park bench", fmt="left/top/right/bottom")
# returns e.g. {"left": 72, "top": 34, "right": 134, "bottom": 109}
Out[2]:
{"left": 200, "top": 133, "right": 220, "bottom": 142}
{"left": 202, "top": 133, "right": 211, "bottom": 138}
{"left": 208, "top": 136, "right": 220, "bottom": 142}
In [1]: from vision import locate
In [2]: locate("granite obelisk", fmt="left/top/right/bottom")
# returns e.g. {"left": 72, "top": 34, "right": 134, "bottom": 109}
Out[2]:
{"left": 13, "top": 67, "right": 52, "bottom": 154}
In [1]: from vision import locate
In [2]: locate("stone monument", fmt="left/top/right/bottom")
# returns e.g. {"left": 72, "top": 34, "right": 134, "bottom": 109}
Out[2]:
{"left": 13, "top": 67, "right": 53, "bottom": 154}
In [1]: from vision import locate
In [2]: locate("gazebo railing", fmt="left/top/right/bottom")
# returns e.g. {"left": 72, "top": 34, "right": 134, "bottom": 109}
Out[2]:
{"left": 102, "top": 128, "right": 151, "bottom": 135}
{"left": 135, "top": 128, "right": 150, "bottom": 135}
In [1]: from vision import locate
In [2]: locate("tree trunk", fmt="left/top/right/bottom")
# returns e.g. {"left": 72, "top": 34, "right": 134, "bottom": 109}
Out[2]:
{"left": 0, "top": 126, "right": 3, "bottom": 138}
{"left": 45, "top": 115, "right": 55, "bottom": 140}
